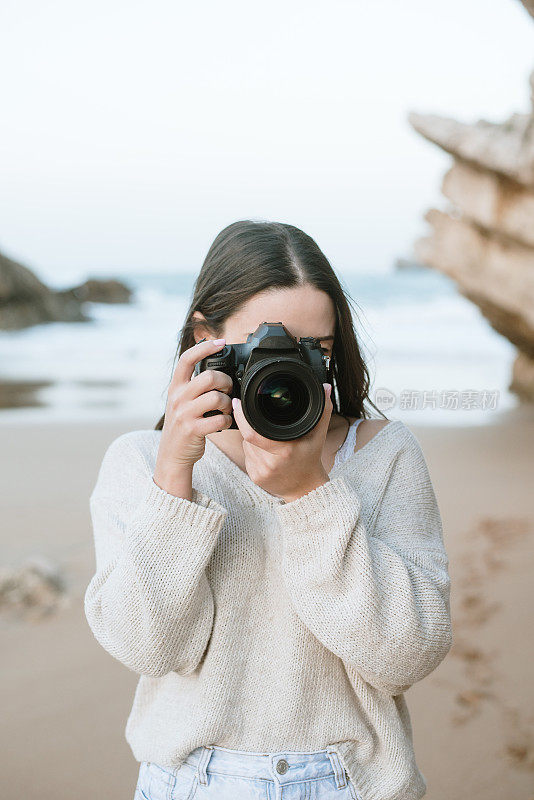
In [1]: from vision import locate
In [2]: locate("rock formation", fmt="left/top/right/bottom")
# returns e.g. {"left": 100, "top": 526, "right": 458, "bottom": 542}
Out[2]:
{"left": 408, "top": 1, "right": 534, "bottom": 401}
{"left": 0, "top": 554, "right": 69, "bottom": 621}
{"left": 0, "top": 248, "right": 133, "bottom": 330}
{"left": 58, "top": 277, "right": 132, "bottom": 305}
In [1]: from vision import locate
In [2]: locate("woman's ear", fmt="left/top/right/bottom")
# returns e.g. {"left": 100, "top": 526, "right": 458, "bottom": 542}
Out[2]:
{"left": 191, "top": 310, "right": 215, "bottom": 344}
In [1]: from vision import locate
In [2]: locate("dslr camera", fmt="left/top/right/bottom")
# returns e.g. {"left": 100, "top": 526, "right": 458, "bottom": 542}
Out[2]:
{"left": 193, "top": 321, "right": 331, "bottom": 441}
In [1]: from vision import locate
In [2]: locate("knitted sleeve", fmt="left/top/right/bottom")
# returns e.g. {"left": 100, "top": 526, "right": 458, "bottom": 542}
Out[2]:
{"left": 274, "top": 427, "right": 452, "bottom": 696}
{"left": 84, "top": 432, "right": 228, "bottom": 677}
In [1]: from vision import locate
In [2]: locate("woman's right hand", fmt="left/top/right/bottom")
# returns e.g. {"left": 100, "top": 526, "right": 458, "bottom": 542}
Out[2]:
{"left": 153, "top": 337, "right": 234, "bottom": 496}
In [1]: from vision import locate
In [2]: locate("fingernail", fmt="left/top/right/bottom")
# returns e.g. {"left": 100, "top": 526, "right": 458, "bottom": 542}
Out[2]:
{"left": 232, "top": 397, "right": 239, "bottom": 409}
{"left": 323, "top": 383, "right": 332, "bottom": 397}
{"left": 213, "top": 338, "right": 226, "bottom": 345}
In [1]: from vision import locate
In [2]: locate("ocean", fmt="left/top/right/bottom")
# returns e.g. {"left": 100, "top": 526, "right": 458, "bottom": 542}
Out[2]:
{"left": 0, "top": 267, "right": 516, "bottom": 426}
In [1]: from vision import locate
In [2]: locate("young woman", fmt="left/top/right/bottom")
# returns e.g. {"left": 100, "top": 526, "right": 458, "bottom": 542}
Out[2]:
{"left": 85, "top": 220, "right": 452, "bottom": 800}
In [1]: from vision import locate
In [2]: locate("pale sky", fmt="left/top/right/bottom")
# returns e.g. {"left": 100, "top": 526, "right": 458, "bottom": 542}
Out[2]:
{"left": 1, "top": 0, "right": 533, "bottom": 287}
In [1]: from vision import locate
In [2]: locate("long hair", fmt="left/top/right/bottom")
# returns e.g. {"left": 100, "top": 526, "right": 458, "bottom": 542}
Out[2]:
{"left": 155, "top": 220, "right": 386, "bottom": 430}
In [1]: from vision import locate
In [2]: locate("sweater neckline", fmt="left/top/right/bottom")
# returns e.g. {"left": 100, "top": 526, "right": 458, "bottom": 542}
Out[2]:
{"left": 203, "top": 418, "right": 402, "bottom": 506}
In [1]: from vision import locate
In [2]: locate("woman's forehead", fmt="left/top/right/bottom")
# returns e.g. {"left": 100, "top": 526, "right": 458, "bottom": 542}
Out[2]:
{"left": 228, "top": 286, "right": 336, "bottom": 338}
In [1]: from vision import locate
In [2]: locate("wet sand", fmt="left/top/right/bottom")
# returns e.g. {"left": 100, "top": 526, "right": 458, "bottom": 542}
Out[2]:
{"left": 1, "top": 406, "right": 533, "bottom": 799}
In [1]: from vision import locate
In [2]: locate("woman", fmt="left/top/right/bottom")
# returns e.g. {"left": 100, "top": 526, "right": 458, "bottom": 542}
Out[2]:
{"left": 84, "top": 220, "right": 452, "bottom": 800}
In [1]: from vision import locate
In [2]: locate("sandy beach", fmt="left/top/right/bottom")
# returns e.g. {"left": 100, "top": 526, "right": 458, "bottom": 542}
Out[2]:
{"left": 1, "top": 406, "right": 533, "bottom": 800}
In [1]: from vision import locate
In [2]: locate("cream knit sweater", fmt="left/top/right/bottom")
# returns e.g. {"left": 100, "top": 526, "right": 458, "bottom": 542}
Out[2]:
{"left": 84, "top": 419, "right": 452, "bottom": 800}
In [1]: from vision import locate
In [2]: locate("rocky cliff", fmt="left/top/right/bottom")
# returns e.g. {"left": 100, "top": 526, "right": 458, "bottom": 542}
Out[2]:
{"left": 408, "top": 1, "right": 534, "bottom": 401}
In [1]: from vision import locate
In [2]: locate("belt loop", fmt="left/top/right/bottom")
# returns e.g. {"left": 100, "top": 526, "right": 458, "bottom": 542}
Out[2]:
{"left": 197, "top": 745, "right": 214, "bottom": 786}
{"left": 326, "top": 748, "right": 347, "bottom": 789}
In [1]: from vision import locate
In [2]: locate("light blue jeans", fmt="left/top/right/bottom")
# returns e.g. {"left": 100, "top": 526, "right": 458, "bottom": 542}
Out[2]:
{"left": 134, "top": 745, "right": 363, "bottom": 800}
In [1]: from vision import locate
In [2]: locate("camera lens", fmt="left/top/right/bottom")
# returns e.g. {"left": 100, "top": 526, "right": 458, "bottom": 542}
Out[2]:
{"left": 256, "top": 372, "right": 309, "bottom": 426}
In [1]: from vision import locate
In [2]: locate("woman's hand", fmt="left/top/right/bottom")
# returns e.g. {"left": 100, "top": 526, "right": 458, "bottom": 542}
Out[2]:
{"left": 231, "top": 383, "right": 333, "bottom": 502}
{"left": 153, "top": 337, "right": 234, "bottom": 497}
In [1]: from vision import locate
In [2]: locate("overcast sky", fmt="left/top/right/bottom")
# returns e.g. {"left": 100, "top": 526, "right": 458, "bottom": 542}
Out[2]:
{"left": 1, "top": 0, "right": 533, "bottom": 286}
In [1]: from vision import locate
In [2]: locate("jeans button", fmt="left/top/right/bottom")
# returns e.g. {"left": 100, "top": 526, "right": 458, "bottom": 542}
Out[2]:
{"left": 276, "top": 759, "right": 289, "bottom": 774}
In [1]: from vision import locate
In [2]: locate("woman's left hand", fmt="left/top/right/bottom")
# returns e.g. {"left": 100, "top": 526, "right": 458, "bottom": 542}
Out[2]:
{"left": 231, "top": 383, "right": 333, "bottom": 503}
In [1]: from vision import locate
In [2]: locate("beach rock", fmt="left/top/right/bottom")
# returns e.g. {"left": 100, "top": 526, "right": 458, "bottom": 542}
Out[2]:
{"left": 441, "top": 160, "right": 534, "bottom": 249}
{"left": 58, "top": 277, "right": 133, "bottom": 304}
{"left": 0, "top": 249, "right": 133, "bottom": 330}
{"left": 510, "top": 351, "right": 534, "bottom": 402}
{"left": 0, "top": 554, "right": 69, "bottom": 621}
{"left": 408, "top": 58, "right": 534, "bottom": 402}
{"left": 414, "top": 208, "right": 534, "bottom": 354}
{"left": 408, "top": 109, "right": 534, "bottom": 188}
{"left": 0, "top": 250, "right": 88, "bottom": 329}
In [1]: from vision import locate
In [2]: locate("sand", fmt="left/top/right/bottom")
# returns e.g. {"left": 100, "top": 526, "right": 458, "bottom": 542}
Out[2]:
{"left": 1, "top": 406, "right": 533, "bottom": 800}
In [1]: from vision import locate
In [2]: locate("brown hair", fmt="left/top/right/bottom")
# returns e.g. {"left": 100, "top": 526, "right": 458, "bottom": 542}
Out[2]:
{"left": 155, "top": 219, "right": 387, "bottom": 430}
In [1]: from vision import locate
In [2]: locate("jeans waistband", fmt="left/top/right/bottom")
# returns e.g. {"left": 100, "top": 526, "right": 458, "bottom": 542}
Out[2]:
{"left": 179, "top": 744, "right": 349, "bottom": 788}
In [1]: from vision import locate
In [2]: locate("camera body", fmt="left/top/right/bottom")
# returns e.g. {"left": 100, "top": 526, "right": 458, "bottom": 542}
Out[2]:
{"left": 193, "top": 321, "right": 331, "bottom": 441}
